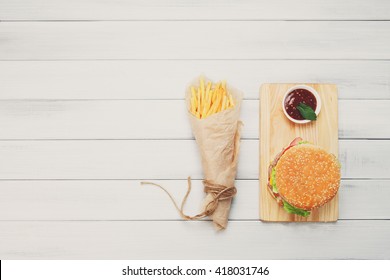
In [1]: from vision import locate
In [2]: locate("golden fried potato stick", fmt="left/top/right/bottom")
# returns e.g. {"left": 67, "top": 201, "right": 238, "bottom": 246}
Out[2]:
{"left": 190, "top": 78, "right": 235, "bottom": 119}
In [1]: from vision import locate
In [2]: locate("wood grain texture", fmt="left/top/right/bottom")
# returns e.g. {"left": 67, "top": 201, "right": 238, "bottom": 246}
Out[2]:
{"left": 260, "top": 84, "right": 338, "bottom": 222}
{"left": 1, "top": 0, "right": 389, "bottom": 20}
{"left": 0, "top": 180, "right": 388, "bottom": 221}
{"left": 0, "top": 221, "right": 389, "bottom": 259}
{"left": 1, "top": 61, "right": 389, "bottom": 100}
{"left": 0, "top": 0, "right": 389, "bottom": 260}
{"left": 0, "top": 100, "right": 389, "bottom": 140}
{"left": 0, "top": 140, "right": 389, "bottom": 180}
{"left": 1, "top": 22, "right": 390, "bottom": 60}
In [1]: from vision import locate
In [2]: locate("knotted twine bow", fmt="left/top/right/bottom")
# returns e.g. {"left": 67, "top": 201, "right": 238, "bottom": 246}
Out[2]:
{"left": 141, "top": 177, "right": 237, "bottom": 220}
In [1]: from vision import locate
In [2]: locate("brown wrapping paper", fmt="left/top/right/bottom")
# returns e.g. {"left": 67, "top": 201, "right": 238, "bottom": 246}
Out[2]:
{"left": 185, "top": 77, "right": 243, "bottom": 230}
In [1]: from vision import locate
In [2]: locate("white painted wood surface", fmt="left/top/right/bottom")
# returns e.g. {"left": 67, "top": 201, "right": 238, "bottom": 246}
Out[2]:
{"left": 0, "top": 140, "right": 389, "bottom": 180}
{"left": 1, "top": 61, "right": 389, "bottom": 100}
{"left": 1, "top": 221, "right": 389, "bottom": 259}
{"left": 0, "top": 0, "right": 389, "bottom": 259}
{"left": 0, "top": 180, "right": 388, "bottom": 220}
{"left": 0, "top": 100, "right": 389, "bottom": 139}
{"left": 1, "top": 0, "right": 389, "bottom": 20}
{"left": 1, "top": 22, "right": 390, "bottom": 60}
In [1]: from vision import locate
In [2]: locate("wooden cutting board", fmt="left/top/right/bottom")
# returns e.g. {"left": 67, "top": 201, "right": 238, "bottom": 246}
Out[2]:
{"left": 259, "top": 84, "right": 339, "bottom": 222}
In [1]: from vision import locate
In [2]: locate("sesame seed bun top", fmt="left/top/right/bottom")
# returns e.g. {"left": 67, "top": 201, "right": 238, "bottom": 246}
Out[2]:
{"left": 275, "top": 144, "right": 341, "bottom": 210}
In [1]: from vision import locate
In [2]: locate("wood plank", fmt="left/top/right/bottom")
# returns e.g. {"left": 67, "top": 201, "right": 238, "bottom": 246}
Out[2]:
{"left": 1, "top": 22, "right": 390, "bottom": 60}
{"left": 0, "top": 220, "right": 389, "bottom": 259}
{"left": 1, "top": 61, "right": 389, "bottom": 100}
{"left": 260, "top": 84, "right": 339, "bottom": 222}
{"left": 1, "top": 0, "right": 389, "bottom": 20}
{"left": 0, "top": 140, "right": 388, "bottom": 180}
{"left": 0, "top": 180, "right": 388, "bottom": 221}
{"left": 0, "top": 100, "right": 388, "bottom": 140}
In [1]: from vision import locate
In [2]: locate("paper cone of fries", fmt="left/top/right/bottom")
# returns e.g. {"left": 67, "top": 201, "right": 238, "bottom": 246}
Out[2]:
{"left": 141, "top": 77, "right": 242, "bottom": 230}
{"left": 185, "top": 77, "right": 243, "bottom": 230}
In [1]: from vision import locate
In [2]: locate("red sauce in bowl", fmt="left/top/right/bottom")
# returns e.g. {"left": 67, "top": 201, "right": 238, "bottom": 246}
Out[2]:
{"left": 284, "top": 89, "right": 317, "bottom": 120}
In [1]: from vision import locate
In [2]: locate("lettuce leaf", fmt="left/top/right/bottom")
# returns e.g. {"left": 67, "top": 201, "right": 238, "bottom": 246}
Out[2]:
{"left": 283, "top": 201, "right": 310, "bottom": 217}
{"left": 271, "top": 168, "right": 278, "bottom": 193}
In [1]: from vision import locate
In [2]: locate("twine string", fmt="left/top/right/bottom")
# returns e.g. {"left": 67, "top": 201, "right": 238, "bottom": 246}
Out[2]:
{"left": 140, "top": 177, "right": 237, "bottom": 220}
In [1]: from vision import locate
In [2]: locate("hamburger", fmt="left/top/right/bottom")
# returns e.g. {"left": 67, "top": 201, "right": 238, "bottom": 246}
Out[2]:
{"left": 268, "top": 137, "right": 341, "bottom": 217}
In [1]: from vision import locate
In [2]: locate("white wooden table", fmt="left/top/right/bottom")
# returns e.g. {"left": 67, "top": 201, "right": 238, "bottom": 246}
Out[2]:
{"left": 0, "top": 0, "right": 389, "bottom": 259}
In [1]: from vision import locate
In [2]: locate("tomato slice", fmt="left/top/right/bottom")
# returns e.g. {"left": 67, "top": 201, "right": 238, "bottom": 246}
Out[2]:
{"left": 280, "top": 137, "right": 303, "bottom": 157}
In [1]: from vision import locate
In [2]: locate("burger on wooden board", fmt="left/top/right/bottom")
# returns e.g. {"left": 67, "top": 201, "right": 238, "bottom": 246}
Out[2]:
{"left": 268, "top": 137, "right": 341, "bottom": 217}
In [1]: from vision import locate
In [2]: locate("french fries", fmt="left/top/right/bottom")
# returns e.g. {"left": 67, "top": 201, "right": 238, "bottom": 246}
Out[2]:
{"left": 190, "top": 77, "right": 235, "bottom": 119}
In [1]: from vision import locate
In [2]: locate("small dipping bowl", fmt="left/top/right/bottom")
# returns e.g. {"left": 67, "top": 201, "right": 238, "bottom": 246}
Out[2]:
{"left": 282, "top": 85, "right": 321, "bottom": 124}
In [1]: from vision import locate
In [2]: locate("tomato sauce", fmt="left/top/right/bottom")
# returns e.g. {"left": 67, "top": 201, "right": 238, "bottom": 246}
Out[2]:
{"left": 284, "top": 89, "right": 317, "bottom": 120}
